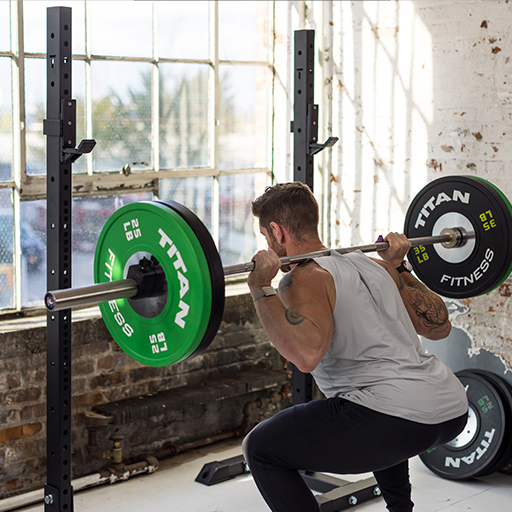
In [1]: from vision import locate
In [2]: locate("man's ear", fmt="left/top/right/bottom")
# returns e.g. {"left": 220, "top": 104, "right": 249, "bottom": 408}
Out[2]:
{"left": 270, "top": 222, "right": 285, "bottom": 244}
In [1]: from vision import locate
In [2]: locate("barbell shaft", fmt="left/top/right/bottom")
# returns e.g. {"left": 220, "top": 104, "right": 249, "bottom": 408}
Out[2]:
{"left": 45, "top": 230, "right": 473, "bottom": 312}
{"left": 45, "top": 279, "right": 139, "bottom": 312}
{"left": 223, "top": 233, "right": 460, "bottom": 276}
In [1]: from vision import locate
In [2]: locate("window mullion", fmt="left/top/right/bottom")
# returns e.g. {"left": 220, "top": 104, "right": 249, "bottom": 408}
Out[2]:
{"left": 152, "top": 0, "right": 159, "bottom": 176}
{"left": 84, "top": 0, "right": 93, "bottom": 175}
{"left": 210, "top": 0, "right": 219, "bottom": 245}
{"left": 11, "top": 0, "right": 24, "bottom": 309}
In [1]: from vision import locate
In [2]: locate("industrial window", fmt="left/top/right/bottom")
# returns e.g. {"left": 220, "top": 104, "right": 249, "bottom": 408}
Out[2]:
{"left": 0, "top": 0, "right": 274, "bottom": 311}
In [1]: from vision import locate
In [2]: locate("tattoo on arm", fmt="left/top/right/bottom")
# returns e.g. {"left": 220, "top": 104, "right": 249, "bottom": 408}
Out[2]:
{"left": 285, "top": 310, "right": 306, "bottom": 325}
{"left": 397, "top": 272, "right": 405, "bottom": 291}
{"left": 406, "top": 281, "right": 448, "bottom": 332}
{"left": 279, "top": 273, "right": 295, "bottom": 293}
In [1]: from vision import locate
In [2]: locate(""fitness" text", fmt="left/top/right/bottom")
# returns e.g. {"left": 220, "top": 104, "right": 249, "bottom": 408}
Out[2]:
{"left": 440, "top": 248, "right": 494, "bottom": 287}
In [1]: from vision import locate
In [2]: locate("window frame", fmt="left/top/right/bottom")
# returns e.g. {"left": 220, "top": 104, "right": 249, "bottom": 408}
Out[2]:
{"left": 0, "top": 0, "right": 275, "bottom": 313}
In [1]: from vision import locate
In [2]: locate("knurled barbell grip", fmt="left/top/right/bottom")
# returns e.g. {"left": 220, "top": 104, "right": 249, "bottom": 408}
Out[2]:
{"left": 45, "top": 231, "right": 474, "bottom": 311}
{"left": 223, "top": 232, "right": 466, "bottom": 276}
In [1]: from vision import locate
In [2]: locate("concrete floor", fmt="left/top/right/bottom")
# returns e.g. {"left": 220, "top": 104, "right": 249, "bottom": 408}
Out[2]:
{"left": 13, "top": 438, "right": 512, "bottom": 512}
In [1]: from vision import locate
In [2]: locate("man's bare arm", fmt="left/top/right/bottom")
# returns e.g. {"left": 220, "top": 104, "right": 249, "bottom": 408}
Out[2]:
{"left": 398, "top": 271, "right": 451, "bottom": 340}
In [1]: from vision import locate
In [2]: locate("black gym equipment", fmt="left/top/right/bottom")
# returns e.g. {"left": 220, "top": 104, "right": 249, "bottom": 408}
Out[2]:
{"left": 404, "top": 175, "right": 512, "bottom": 298}
{"left": 44, "top": 7, "right": 96, "bottom": 511}
{"left": 419, "top": 369, "right": 512, "bottom": 480}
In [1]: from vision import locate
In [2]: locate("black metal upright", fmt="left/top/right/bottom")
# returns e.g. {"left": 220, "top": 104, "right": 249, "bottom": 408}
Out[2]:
{"left": 291, "top": 30, "right": 318, "bottom": 405}
{"left": 44, "top": 7, "right": 74, "bottom": 511}
{"left": 44, "top": 7, "right": 95, "bottom": 510}
{"left": 291, "top": 29, "right": 316, "bottom": 188}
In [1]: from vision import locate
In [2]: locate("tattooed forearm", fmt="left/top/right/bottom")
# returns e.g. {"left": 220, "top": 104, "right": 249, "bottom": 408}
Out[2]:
{"left": 406, "top": 287, "right": 448, "bottom": 332}
{"left": 285, "top": 310, "right": 306, "bottom": 325}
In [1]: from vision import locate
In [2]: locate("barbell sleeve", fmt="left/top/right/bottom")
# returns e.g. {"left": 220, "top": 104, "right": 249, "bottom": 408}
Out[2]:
{"left": 45, "top": 279, "right": 139, "bottom": 312}
{"left": 45, "top": 230, "right": 474, "bottom": 312}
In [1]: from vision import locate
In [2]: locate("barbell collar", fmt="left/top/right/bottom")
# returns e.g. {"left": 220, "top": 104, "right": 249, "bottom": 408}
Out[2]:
{"left": 45, "top": 230, "right": 474, "bottom": 312}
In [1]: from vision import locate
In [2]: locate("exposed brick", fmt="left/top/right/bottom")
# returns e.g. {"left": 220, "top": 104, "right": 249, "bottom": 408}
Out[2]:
{"left": 5, "top": 479, "right": 23, "bottom": 492}
{"left": 71, "top": 392, "right": 106, "bottom": 408}
{"left": 73, "top": 360, "right": 96, "bottom": 376}
{"left": 7, "top": 374, "right": 22, "bottom": 389}
{"left": 0, "top": 423, "right": 42, "bottom": 443}
{"left": 97, "top": 355, "right": 114, "bottom": 371}
{"left": 2, "top": 387, "right": 42, "bottom": 406}
{"left": 90, "top": 372, "right": 126, "bottom": 389}
{"left": 20, "top": 403, "right": 47, "bottom": 421}
{"left": 0, "top": 409, "right": 19, "bottom": 424}
{"left": 129, "top": 367, "right": 152, "bottom": 381}
{"left": 72, "top": 341, "right": 111, "bottom": 359}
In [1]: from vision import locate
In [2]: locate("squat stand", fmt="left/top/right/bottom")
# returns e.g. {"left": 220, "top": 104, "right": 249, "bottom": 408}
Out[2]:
{"left": 196, "top": 30, "right": 380, "bottom": 511}
{"left": 44, "top": 7, "right": 95, "bottom": 511}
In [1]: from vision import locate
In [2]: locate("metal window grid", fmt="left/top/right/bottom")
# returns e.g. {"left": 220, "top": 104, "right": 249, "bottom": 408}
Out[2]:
{"left": 0, "top": 0, "right": 275, "bottom": 311}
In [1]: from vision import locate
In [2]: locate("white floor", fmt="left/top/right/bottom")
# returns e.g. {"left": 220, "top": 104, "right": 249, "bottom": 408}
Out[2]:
{"left": 14, "top": 438, "right": 512, "bottom": 512}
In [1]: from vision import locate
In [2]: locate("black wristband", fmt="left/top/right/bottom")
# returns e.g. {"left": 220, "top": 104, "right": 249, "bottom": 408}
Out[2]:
{"left": 396, "top": 260, "right": 412, "bottom": 273}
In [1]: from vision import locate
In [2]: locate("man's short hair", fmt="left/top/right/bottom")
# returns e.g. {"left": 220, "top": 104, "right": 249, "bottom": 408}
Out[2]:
{"left": 251, "top": 182, "right": 319, "bottom": 241}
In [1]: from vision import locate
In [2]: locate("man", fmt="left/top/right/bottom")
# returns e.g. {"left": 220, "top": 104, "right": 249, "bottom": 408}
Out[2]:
{"left": 242, "top": 182, "right": 468, "bottom": 512}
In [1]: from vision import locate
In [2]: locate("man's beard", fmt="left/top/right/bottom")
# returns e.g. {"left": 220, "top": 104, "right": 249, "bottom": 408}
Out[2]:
{"left": 267, "top": 232, "right": 290, "bottom": 273}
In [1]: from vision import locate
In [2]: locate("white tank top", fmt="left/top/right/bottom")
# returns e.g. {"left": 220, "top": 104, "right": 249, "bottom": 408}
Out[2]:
{"left": 311, "top": 251, "right": 468, "bottom": 424}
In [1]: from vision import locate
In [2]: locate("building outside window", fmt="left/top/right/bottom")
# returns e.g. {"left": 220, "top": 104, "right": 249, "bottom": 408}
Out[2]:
{"left": 0, "top": 0, "right": 274, "bottom": 311}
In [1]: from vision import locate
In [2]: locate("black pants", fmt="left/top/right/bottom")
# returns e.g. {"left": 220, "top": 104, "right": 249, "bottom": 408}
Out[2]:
{"left": 242, "top": 398, "right": 467, "bottom": 512}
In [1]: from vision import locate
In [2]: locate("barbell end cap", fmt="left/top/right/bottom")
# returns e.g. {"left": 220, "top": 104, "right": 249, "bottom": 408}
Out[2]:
{"left": 45, "top": 293, "right": 56, "bottom": 311}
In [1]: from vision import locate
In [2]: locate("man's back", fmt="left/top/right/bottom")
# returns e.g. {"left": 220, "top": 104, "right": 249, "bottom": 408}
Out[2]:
{"left": 311, "top": 250, "right": 467, "bottom": 424}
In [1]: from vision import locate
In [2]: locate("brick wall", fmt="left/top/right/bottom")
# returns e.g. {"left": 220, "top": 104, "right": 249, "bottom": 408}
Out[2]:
{"left": 306, "top": 0, "right": 512, "bottom": 376}
{"left": 0, "top": 293, "right": 290, "bottom": 499}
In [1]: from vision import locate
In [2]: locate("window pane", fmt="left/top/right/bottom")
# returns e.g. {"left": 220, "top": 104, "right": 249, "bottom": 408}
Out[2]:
{"left": 20, "top": 199, "right": 46, "bottom": 306}
{"left": 20, "top": 193, "right": 153, "bottom": 307}
{"left": 89, "top": 1, "right": 152, "bottom": 58}
{"left": 25, "top": 59, "right": 86, "bottom": 175}
{"left": 219, "top": 1, "right": 270, "bottom": 61}
{"left": 23, "top": 1, "right": 85, "bottom": 55}
{"left": 219, "top": 65, "right": 270, "bottom": 171}
{"left": 159, "top": 177, "right": 212, "bottom": 232}
{"left": 25, "top": 58, "right": 46, "bottom": 175}
{"left": 218, "top": 173, "right": 267, "bottom": 266}
{"left": 0, "top": 188, "right": 13, "bottom": 310}
{"left": 0, "top": 58, "right": 12, "bottom": 182}
{"left": 159, "top": 64, "right": 209, "bottom": 169}
{"left": 71, "top": 60, "right": 87, "bottom": 174}
{"left": 0, "top": 2, "right": 10, "bottom": 51}
{"left": 92, "top": 61, "right": 152, "bottom": 173}
{"left": 158, "top": 1, "right": 209, "bottom": 60}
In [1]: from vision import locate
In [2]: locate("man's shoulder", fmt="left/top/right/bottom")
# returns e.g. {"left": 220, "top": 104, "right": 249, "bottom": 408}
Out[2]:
{"left": 278, "top": 260, "right": 333, "bottom": 294}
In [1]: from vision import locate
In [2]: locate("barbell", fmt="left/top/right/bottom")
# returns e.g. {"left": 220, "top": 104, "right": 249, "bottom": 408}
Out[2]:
{"left": 44, "top": 175, "right": 512, "bottom": 367}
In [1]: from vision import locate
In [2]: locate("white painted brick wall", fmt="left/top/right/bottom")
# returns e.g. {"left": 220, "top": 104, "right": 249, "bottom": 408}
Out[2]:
{"left": 274, "top": 1, "right": 512, "bottom": 372}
